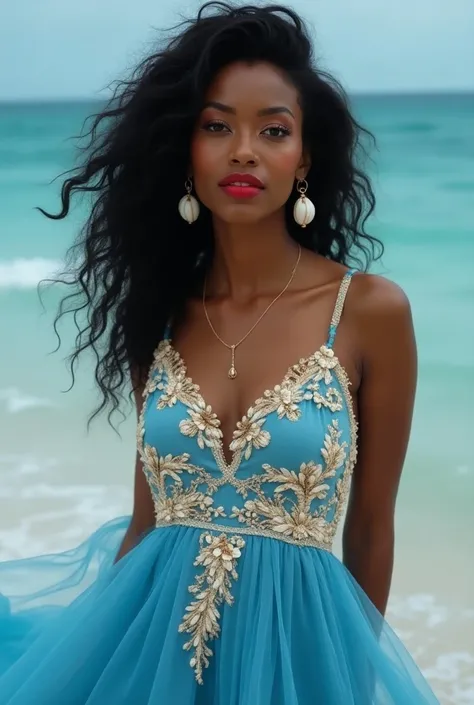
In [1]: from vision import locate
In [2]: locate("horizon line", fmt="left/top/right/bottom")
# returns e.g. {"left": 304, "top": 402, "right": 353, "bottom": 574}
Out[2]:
{"left": 0, "top": 88, "right": 473, "bottom": 105}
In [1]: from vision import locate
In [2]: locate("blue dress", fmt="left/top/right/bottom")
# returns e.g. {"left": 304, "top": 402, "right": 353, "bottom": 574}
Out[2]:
{"left": 0, "top": 271, "right": 439, "bottom": 704}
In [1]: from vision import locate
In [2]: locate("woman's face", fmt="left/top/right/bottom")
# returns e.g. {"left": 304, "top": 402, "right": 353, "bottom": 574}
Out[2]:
{"left": 191, "top": 61, "right": 309, "bottom": 225}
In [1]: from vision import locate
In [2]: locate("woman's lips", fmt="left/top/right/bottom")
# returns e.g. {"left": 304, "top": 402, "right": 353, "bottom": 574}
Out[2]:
{"left": 218, "top": 173, "right": 265, "bottom": 198}
{"left": 220, "top": 184, "right": 263, "bottom": 199}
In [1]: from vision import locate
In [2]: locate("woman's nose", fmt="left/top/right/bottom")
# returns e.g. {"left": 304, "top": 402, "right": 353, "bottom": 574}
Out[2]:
{"left": 229, "top": 133, "right": 259, "bottom": 166}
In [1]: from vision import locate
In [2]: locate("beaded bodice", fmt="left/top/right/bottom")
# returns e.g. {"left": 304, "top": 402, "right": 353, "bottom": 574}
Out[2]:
{"left": 137, "top": 270, "right": 358, "bottom": 554}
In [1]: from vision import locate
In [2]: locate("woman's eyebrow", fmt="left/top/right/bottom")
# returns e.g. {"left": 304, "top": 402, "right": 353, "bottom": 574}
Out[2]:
{"left": 202, "top": 101, "right": 295, "bottom": 119}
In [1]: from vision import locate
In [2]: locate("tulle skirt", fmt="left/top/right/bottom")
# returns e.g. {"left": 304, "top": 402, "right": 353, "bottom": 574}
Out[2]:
{"left": 0, "top": 517, "right": 438, "bottom": 704}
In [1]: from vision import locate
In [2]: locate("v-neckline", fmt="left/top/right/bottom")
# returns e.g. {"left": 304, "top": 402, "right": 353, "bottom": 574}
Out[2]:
{"left": 163, "top": 337, "right": 347, "bottom": 472}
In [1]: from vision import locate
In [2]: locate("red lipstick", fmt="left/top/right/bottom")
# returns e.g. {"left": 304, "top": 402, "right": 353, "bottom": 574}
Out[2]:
{"left": 218, "top": 173, "right": 265, "bottom": 199}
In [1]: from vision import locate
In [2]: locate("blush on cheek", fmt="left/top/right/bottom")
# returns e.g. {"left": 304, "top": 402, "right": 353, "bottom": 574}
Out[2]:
{"left": 274, "top": 149, "right": 304, "bottom": 178}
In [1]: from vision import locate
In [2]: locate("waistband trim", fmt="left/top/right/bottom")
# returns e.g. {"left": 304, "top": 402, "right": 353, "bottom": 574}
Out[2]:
{"left": 155, "top": 518, "right": 333, "bottom": 552}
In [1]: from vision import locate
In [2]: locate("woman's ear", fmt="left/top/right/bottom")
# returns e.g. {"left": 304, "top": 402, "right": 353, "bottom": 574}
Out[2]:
{"left": 296, "top": 151, "right": 311, "bottom": 181}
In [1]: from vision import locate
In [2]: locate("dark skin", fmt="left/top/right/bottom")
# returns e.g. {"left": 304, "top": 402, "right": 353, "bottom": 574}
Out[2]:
{"left": 118, "top": 62, "right": 417, "bottom": 618}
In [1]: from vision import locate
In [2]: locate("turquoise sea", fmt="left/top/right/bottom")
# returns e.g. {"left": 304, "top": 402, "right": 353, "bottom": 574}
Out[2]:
{"left": 0, "top": 94, "right": 473, "bottom": 704}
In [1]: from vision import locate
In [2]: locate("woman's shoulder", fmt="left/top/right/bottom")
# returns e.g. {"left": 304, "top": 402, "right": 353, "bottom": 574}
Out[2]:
{"left": 346, "top": 272, "right": 414, "bottom": 355}
{"left": 349, "top": 271, "right": 410, "bottom": 315}
{"left": 309, "top": 254, "right": 411, "bottom": 318}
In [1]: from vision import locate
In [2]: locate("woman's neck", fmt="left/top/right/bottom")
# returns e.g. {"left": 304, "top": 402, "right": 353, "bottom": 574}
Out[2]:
{"left": 207, "top": 215, "right": 301, "bottom": 302}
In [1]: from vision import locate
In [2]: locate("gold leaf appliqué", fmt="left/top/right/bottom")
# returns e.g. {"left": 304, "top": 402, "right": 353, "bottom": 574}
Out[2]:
{"left": 179, "top": 532, "right": 245, "bottom": 684}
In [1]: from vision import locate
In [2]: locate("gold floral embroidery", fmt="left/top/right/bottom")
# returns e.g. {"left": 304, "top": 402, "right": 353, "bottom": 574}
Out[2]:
{"left": 321, "top": 421, "right": 347, "bottom": 470}
{"left": 144, "top": 371, "right": 164, "bottom": 397}
{"left": 139, "top": 449, "right": 226, "bottom": 523}
{"left": 229, "top": 410, "right": 271, "bottom": 460}
{"left": 139, "top": 339, "right": 359, "bottom": 553}
{"left": 179, "top": 400, "right": 223, "bottom": 450}
{"left": 151, "top": 340, "right": 347, "bottom": 475}
{"left": 155, "top": 489, "right": 212, "bottom": 524}
{"left": 264, "top": 383, "right": 305, "bottom": 421}
{"left": 230, "top": 421, "right": 347, "bottom": 545}
{"left": 312, "top": 346, "right": 338, "bottom": 384}
{"left": 157, "top": 375, "right": 197, "bottom": 409}
{"left": 142, "top": 449, "right": 195, "bottom": 484}
{"left": 304, "top": 381, "right": 343, "bottom": 412}
{"left": 179, "top": 532, "right": 245, "bottom": 684}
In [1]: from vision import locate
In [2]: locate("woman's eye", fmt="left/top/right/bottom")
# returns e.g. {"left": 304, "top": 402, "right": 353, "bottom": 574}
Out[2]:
{"left": 203, "top": 121, "right": 229, "bottom": 133}
{"left": 263, "top": 125, "right": 291, "bottom": 138}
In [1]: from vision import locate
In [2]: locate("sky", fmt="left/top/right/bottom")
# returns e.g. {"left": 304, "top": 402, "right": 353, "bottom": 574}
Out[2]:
{"left": 0, "top": 0, "right": 473, "bottom": 100}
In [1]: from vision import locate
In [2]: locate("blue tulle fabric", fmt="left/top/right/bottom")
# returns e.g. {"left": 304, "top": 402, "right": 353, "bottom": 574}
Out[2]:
{"left": 0, "top": 518, "right": 438, "bottom": 704}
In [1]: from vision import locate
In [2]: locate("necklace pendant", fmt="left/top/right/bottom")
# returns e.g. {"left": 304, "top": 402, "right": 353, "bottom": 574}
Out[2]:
{"left": 228, "top": 345, "right": 237, "bottom": 379}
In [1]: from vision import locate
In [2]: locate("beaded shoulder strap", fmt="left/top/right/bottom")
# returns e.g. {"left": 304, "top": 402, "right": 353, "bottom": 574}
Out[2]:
{"left": 326, "top": 269, "right": 356, "bottom": 348}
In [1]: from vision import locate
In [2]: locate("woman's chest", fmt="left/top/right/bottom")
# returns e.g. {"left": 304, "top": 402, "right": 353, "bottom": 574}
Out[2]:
{"left": 141, "top": 339, "right": 356, "bottom": 472}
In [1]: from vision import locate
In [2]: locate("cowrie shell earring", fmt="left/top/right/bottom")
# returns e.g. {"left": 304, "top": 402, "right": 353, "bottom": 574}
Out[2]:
{"left": 178, "top": 177, "right": 200, "bottom": 224}
{"left": 293, "top": 178, "right": 315, "bottom": 228}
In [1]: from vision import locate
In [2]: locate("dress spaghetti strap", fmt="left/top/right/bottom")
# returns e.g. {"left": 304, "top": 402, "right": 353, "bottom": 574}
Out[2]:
{"left": 326, "top": 269, "right": 356, "bottom": 349}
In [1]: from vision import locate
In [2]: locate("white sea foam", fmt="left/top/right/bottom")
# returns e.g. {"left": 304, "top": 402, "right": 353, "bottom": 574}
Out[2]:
{"left": 388, "top": 594, "right": 474, "bottom": 704}
{"left": 0, "top": 257, "right": 62, "bottom": 289}
{"left": 0, "top": 453, "right": 57, "bottom": 469}
{"left": 0, "top": 452, "right": 130, "bottom": 559}
{"left": 0, "top": 488, "right": 130, "bottom": 557}
{"left": 424, "top": 653, "right": 474, "bottom": 704}
{"left": 389, "top": 593, "right": 449, "bottom": 628}
{"left": 0, "top": 387, "right": 56, "bottom": 413}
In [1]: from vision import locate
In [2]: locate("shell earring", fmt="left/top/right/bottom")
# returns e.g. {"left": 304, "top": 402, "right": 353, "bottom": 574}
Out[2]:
{"left": 293, "top": 178, "right": 315, "bottom": 228}
{"left": 178, "top": 177, "right": 200, "bottom": 224}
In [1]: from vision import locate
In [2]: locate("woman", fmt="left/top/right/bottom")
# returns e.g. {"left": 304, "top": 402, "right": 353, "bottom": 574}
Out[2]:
{"left": 0, "top": 3, "right": 439, "bottom": 704}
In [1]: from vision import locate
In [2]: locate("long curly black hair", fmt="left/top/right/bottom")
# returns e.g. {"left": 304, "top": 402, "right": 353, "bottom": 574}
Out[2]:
{"left": 41, "top": 2, "right": 381, "bottom": 427}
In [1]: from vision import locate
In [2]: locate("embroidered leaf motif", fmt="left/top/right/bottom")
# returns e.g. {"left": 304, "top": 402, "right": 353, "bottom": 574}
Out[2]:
{"left": 230, "top": 420, "right": 347, "bottom": 543}
{"left": 263, "top": 383, "right": 305, "bottom": 421}
{"left": 229, "top": 411, "right": 271, "bottom": 460}
{"left": 140, "top": 449, "right": 225, "bottom": 523}
{"left": 179, "top": 401, "right": 223, "bottom": 449}
{"left": 157, "top": 375, "right": 195, "bottom": 409}
{"left": 304, "top": 382, "right": 343, "bottom": 412}
{"left": 321, "top": 421, "right": 347, "bottom": 472}
{"left": 179, "top": 533, "right": 245, "bottom": 684}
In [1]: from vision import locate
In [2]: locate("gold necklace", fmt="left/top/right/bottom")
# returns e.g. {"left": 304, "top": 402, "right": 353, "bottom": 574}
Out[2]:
{"left": 202, "top": 245, "right": 302, "bottom": 379}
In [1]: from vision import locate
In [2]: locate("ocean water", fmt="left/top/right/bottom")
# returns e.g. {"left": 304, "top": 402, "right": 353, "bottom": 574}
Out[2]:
{"left": 0, "top": 94, "right": 473, "bottom": 704}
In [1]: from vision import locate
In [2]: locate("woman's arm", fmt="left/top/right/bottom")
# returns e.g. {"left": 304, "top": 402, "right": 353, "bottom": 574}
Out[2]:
{"left": 342, "top": 276, "right": 417, "bottom": 615}
{"left": 114, "top": 377, "right": 156, "bottom": 563}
